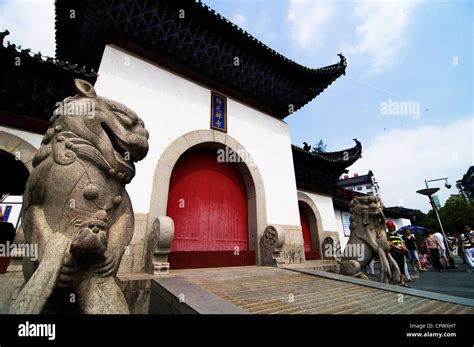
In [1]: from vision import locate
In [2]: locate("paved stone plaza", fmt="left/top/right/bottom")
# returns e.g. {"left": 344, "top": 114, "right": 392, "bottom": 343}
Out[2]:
{"left": 402, "top": 258, "right": 474, "bottom": 299}
{"left": 152, "top": 266, "right": 473, "bottom": 314}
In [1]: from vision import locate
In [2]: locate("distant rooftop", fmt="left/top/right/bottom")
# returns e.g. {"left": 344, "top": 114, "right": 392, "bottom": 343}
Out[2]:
{"left": 460, "top": 166, "right": 473, "bottom": 186}
{"left": 292, "top": 140, "right": 362, "bottom": 195}
{"left": 337, "top": 170, "right": 374, "bottom": 187}
{"left": 332, "top": 186, "right": 415, "bottom": 220}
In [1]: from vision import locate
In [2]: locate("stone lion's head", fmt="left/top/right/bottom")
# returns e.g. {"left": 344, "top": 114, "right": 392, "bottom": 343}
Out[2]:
{"left": 348, "top": 195, "right": 391, "bottom": 249}
{"left": 349, "top": 196, "right": 384, "bottom": 221}
{"left": 40, "top": 79, "right": 149, "bottom": 170}
{"left": 349, "top": 196, "right": 387, "bottom": 236}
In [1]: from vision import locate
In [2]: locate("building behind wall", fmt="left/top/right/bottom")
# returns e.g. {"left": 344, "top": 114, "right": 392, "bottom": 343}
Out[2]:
{"left": 457, "top": 166, "right": 474, "bottom": 201}
{"left": 292, "top": 141, "right": 363, "bottom": 255}
{"left": 337, "top": 170, "right": 382, "bottom": 199}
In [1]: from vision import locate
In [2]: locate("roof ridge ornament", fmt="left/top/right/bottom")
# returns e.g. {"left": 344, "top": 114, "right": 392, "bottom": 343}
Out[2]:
{"left": 0, "top": 29, "right": 9, "bottom": 46}
{"left": 292, "top": 139, "right": 362, "bottom": 163}
{"left": 338, "top": 53, "right": 347, "bottom": 74}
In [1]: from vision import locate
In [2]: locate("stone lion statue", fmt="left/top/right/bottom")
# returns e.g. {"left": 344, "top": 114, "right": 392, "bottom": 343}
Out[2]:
{"left": 339, "top": 196, "right": 400, "bottom": 284}
{"left": 10, "top": 79, "right": 149, "bottom": 314}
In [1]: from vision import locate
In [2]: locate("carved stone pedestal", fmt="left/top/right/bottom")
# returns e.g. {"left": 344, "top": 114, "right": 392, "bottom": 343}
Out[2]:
{"left": 148, "top": 216, "right": 174, "bottom": 275}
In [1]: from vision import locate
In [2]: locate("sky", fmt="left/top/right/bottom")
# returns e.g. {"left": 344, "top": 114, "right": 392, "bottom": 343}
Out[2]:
{"left": 0, "top": 0, "right": 472, "bottom": 212}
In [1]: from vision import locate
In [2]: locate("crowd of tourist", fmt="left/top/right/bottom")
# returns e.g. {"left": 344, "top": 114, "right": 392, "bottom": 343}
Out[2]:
{"left": 368, "top": 221, "right": 474, "bottom": 287}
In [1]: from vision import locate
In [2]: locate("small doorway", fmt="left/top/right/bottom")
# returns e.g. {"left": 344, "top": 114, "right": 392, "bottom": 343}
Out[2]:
{"left": 298, "top": 201, "right": 320, "bottom": 260}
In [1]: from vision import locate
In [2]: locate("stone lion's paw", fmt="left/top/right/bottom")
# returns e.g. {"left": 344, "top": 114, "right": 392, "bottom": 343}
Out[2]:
{"left": 58, "top": 253, "right": 78, "bottom": 288}
{"left": 93, "top": 251, "right": 117, "bottom": 277}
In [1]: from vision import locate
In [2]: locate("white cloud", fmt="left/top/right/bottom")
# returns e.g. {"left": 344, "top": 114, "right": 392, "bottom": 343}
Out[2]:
{"left": 348, "top": 117, "right": 474, "bottom": 212}
{"left": 348, "top": 0, "right": 419, "bottom": 73}
{"left": 0, "top": 0, "right": 55, "bottom": 57}
{"left": 231, "top": 13, "right": 247, "bottom": 28}
{"left": 287, "top": 0, "right": 334, "bottom": 49}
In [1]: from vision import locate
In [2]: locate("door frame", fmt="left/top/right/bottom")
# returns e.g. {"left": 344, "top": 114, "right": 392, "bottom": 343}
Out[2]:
{"left": 148, "top": 130, "right": 267, "bottom": 265}
{"left": 297, "top": 192, "right": 324, "bottom": 258}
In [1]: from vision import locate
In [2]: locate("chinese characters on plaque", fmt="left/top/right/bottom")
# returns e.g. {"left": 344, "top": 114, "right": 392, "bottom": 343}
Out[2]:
{"left": 210, "top": 91, "right": 227, "bottom": 132}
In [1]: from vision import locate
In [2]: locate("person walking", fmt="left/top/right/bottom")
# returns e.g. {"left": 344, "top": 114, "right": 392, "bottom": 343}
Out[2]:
{"left": 460, "top": 228, "right": 474, "bottom": 273}
{"left": 366, "top": 259, "right": 375, "bottom": 275}
{"left": 418, "top": 251, "right": 428, "bottom": 271}
{"left": 0, "top": 209, "right": 16, "bottom": 273}
{"left": 447, "top": 234, "right": 458, "bottom": 257}
{"left": 387, "top": 220, "right": 410, "bottom": 287}
{"left": 456, "top": 233, "right": 468, "bottom": 265}
{"left": 465, "top": 226, "right": 474, "bottom": 246}
{"left": 424, "top": 231, "right": 443, "bottom": 272}
{"left": 403, "top": 257, "right": 415, "bottom": 282}
{"left": 433, "top": 231, "right": 449, "bottom": 268}
{"left": 403, "top": 229, "right": 425, "bottom": 272}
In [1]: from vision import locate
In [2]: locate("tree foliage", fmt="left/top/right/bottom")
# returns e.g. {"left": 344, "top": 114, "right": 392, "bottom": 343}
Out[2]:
{"left": 412, "top": 195, "right": 474, "bottom": 236}
{"left": 413, "top": 209, "right": 439, "bottom": 233}
{"left": 439, "top": 194, "right": 474, "bottom": 234}
{"left": 311, "top": 139, "right": 327, "bottom": 154}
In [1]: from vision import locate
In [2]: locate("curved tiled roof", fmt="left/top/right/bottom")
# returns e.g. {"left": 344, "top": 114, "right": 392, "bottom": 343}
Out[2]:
{"left": 292, "top": 139, "right": 362, "bottom": 195}
{"left": 195, "top": 1, "right": 344, "bottom": 74}
{"left": 292, "top": 139, "right": 362, "bottom": 164}
{"left": 0, "top": 30, "right": 97, "bottom": 133}
{"left": 55, "top": 0, "right": 346, "bottom": 119}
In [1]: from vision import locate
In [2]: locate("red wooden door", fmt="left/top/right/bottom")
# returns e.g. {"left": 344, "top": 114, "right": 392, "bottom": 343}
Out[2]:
{"left": 299, "top": 204, "right": 320, "bottom": 260}
{"left": 300, "top": 207, "right": 312, "bottom": 253}
{"left": 167, "top": 148, "right": 254, "bottom": 268}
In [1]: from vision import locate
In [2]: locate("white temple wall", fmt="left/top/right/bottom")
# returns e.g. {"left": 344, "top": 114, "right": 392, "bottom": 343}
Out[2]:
{"left": 94, "top": 45, "right": 300, "bottom": 227}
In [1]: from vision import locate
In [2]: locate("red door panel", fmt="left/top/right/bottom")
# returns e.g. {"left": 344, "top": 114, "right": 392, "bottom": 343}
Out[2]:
{"left": 167, "top": 148, "right": 253, "bottom": 268}
{"left": 299, "top": 204, "right": 320, "bottom": 260}
{"left": 299, "top": 207, "right": 312, "bottom": 253}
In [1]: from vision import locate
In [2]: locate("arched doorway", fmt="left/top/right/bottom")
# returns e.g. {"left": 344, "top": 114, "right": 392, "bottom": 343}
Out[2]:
{"left": 0, "top": 131, "right": 37, "bottom": 272}
{"left": 0, "top": 150, "right": 30, "bottom": 272}
{"left": 0, "top": 131, "right": 36, "bottom": 230}
{"left": 298, "top": 201, "right": 320, "bottom": 260}
{"left": 166, "top": 147, "right": 255, "bottom": 269}
{"left": 0, "top": 150, "right": 30, "bottom": 197}
{"left": 147, "top": 130, "right": 267, "bottom": 267}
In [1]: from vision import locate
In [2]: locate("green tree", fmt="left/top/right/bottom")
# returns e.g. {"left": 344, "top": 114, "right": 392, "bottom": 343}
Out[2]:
{"left": 424, "top": 210, "right": 440, "bottom": 233}
{"left": 439, "top": 194, "right": 474, "bottom": 235}
{"left": 414, "top": 195, "right": 474, "bottom": 236}
{"left": 311, "top": 139, "right": 327, "bottom": 154}
{"left": 413, "top": 209, "right": 439, "bottom": 232}
{"left": 412, "top": 209, "right": 426, "bottom": 225}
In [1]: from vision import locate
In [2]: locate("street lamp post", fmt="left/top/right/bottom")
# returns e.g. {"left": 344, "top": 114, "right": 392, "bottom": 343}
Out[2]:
{"left": 417, "top": 177, "right": 455, "bottom": 268}
{"left": 424, "top": 177, "right": 452, "bottom": 190}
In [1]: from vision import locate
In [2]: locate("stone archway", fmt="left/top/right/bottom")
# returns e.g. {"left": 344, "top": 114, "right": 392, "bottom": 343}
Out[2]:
{"left": 0, "top": 131, "right": 38, "bottom": 255}
{"left": 297, "top": 192, "right": 324, "bottom": 258}
{"left": 0, "top": 131, "right": 37, "bottom": 173}
{"left": 147, "top": 129, "right": 267, "bottom": 265}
